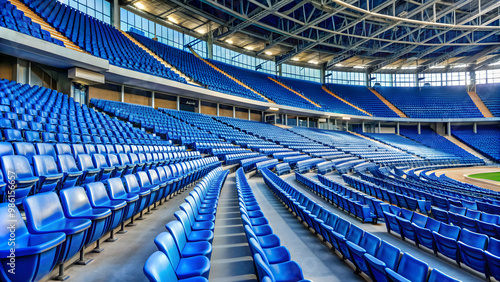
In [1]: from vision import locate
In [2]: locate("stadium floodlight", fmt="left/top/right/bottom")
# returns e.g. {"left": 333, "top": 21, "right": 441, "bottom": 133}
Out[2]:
{"left": 267, "top": 107, "right": 279, "bottom": 112}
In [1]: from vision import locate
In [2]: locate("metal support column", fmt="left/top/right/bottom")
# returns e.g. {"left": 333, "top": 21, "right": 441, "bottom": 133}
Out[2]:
{"left": 306, "top": 117, "right": 309, "bottom": 128}
{"left": 396, "top": 122, "right": 400, "bottom": 135}
{"left": 233, "top": 106, "right": 235, "bottom": 118}
{"left": 473, "top": 122, "right": 477, "bottom": 133}
{"left": 216, "top": 103, "right": 219, "bottom": 116}
{"left": 151, "top": 91, "right": 155, "bottom": 108}
{"left": 447, "top": 122, "right": 451, "bottom": 136}
{"left": 112, "top": 0, "right": 120, "bottom": 30}
{"left": 120, "top": 85, "right": 124, "bottom": 102}
{"left": 418, "top": 123, "right": 421, "bottom": 134}
{"left": 248, "top": 109, "right": 251, "bottom": 120}
{"left": 176, "top": 96, "right": 180, "bottom": 110}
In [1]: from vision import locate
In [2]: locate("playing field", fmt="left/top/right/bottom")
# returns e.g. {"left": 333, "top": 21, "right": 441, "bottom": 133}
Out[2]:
{"left": 468, "top": 172, "right": 500, "bottom": 182}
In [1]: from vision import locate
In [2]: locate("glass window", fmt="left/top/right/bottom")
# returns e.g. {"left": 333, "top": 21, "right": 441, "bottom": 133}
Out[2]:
{"left": 59, "top": 0, "right": 111, "bottom": 24}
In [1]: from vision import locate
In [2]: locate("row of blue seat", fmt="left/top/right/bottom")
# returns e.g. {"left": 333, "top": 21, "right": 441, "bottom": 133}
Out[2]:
{"left": 342, "top": 174, "right": 432, "bottom": 214}
{"left": 296, "top": 173, "right": 382, "bottom": 224}
{"left": 241, "top": 156, "right": 270, "bottom": 172}
{"left": 382, "top": 205, "right": 500, "bottom": 280}
{"left": 223, "top": 152, "right": 260, "bottom": 165}
{"left": 235, "top": 168, "right": 309, "bottom": 282}
{"left": 143, "top": 167, "right": 229, "bottom": 281}
{"left": 0, "top": 141, "right": 201, "bottom": 205}
{"left": 431, "top": 205, "right": 500, "bottom": 239}
{"left": 0, "top": 157, "right": 218, "bottom": 281}
{"left": 260, "top": 168, "right": 459, "bottom": 282}
{"left": 256, "top": 159, "right": 279, "bottom": 173}
{"left": 296, "top": 158, "right": 323, "bottom": 174}
{"left": 275, "top": 163, "right": 291, "bottom": 176}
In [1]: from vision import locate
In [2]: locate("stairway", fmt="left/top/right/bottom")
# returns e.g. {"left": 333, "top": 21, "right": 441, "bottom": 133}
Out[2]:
{"left": 9, "top": 0, "right": 83, "bottom": 52}
{"left": 121, "top": 31, "right": 200, "bottom": 86}
{"left": 467, "top": 91, "right": 494, "bottom": 118}
{"left": 274, "top": 124, "right": 292, "bottom": 129}
{"left": 268, "top": 77, "right": 321, "bottom": 108}
{"left": 322, "top": 86, "right": 372, "bottom": 116}
{"left": 443, "top": 135, "right": 493, "bottom": 164}
{"left": 188, "top": 48, "right": 275, "bottom": 103}
{"left": 368, "top": 88, "right": 408, "bottom": 118}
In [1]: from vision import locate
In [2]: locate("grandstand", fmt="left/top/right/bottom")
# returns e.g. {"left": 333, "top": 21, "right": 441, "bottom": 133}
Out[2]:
{"left": 1, "top": 0, "right": 500, "bottom": 281}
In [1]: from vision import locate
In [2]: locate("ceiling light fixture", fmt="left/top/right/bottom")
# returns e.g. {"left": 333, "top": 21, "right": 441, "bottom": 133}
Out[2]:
{"left": 134, "top": 2, "right": 145, "bottom": 9}
{"left": 264, "top": 51, "right": 273, "bottom": 55}
{"left": 226, "top": 39, "right": 233, "bottom": 44}
{"left": 429, "top": 65, "right": 445, "bottom": 69}
{"left": 308, "top": 60, "right": 318, "bottom": 64}
{"left": 167, "top": 16, "right": 177, "bottom": 23}
{"left": 353, "top": 66, "right": 366, "bottom": 69}
{"left": 291, "top": 58, "right": 300, "bottom": 61}
{"left": 334, "top": 63, "right": 343, "bottom": 67}
{"left": 244, "top": 46, "right": 254, "bottom": 50}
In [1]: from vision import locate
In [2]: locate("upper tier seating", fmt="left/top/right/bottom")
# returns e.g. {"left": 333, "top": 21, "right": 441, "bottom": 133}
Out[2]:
{"left": 451, "top": 124, "right": 500, "bottom": 162}
{"left": 0, "top": 0, "right": 64, "bottom": 46}
{"left": 399, "top": 125, "right": 482, "bottom": 164}
{"left": 274, "top": 77, "right": 367, "bottom": 116}
{"left": 375, "top": 85, "right": 483, "bottom": 118}
{"left": 128, "top": 32, "right": 267, "bottom": 102}
{"left": 364, "top": 132, "right": 458, "bottom": 162}
{"left": 325, "top": 83, "right": 399, "bottom": 117}
{"left": 288, "top": 127, "right": 419, "bottom": 166}
{"left": 23, "top": 0, "right": 185, "bottom": 83}
{"left": 476, "top": 83, "right": 500, "bottom": 117}
{"left": 209, "top": 60, "right": 321, "bottom": 110}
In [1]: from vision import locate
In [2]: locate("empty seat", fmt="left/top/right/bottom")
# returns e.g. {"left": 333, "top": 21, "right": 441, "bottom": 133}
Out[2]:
{"left": 0, "top": 203, "right": 66, "bottom": 282}
{"left": 85, "top": 181, "right": 127, "bottom": 242}
{"left": 13, "top": 142, "right": 37, "bottom": 164}
{"left": 77, "top": 154, "right": 101, "bottom": 184}
{"left": 1, "top": 155, "right": 38, "bottom": 205}
{"left": 57, "top": 154, "right": 83, "bottom": 189}
{"left": 33, "top": 155, "right": 63, "bottom": 193}
{"left": 153, "top": 232, "right": 210, "bottom": 279}
{"left": 60, "top": 187, "right": 111, "bottom": 257}
{"left": 385, "top": 253, "right": 429, "bottom": 282}
{"left": 457, "top": 229, "right": 488, "bottom": 274}
{"left": 23, "top": 192, "right": 92, "bottom": 280}
{"left": 364, "top": 241, "right": 401, "bottom": 282}
{"left": 432, "top": 223, "right": 461, "bottom": 264}
{"left": 143, "top": 251, "right": 208, "bottom": 282}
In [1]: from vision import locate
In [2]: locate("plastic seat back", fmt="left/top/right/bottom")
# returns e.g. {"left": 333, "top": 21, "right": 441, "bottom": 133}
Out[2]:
{"left": 143, "top": 251, "right": 181, "bottom": 282}
{"left": 13, "top": 142, "right": 36, "bottom": 164}
{"left": 388, "top": 253, "right": 429, "bottom": 282}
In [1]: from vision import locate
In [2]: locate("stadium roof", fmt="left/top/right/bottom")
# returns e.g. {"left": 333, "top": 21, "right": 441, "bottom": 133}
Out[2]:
{"left": 122, "top": 0, "right": 500, "bottom": 73}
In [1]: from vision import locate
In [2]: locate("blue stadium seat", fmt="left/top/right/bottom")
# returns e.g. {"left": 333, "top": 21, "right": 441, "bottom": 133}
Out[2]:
{"left": 23, "top": 192, "right": 92, "bottom": 280}
{"left": 57, "top": 154, "right": 83, "bottom": 189}
{"left": 1, "top": 155, "right": 38, "bottom": 205}
{"left": 432, "top": 223, "right": 461, "bottom": 264}
{"left": 457, "top": 229, "right": 488, "bottom": 274}
{"left": 153, "top": 232, "right": 210, "bottom": 279}
{"left": 143, "top": 251, "right": 208, "bottom": 282}
{"left": 0, "top": 203, "right": 66, "bottom": 282}
{"left": 346, "top": 232, "right": 381, "bottom": 274}
{"left": 33, "top": 155, "right": 63, "bottom": 193}
{"left": 59, "top": 187, "right": 111, "bottom": 260}
{"left": 364, "top": 241, "right": 401, "bottom": 282}
{"left": 77, "top": 154, "right": 101, "bottom": 184}
{"left": 85, "top": 181, "right": 127, "bottom": 242}
{"left": 385, "top": 253, "right": 429, "bottom": 282}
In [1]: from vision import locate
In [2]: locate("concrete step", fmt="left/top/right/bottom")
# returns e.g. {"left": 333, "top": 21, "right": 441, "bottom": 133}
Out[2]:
{"left": 9, "top": 0, "right": 84, "bottom": 52}
{"left": 322, "top": 86, "right": 372, "bottom": 116}
{"left": 368, "top": 88, "right": 407, "bottom": 118}
{"left": 467, "top": 91, "right": 494, "bottom": 118}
